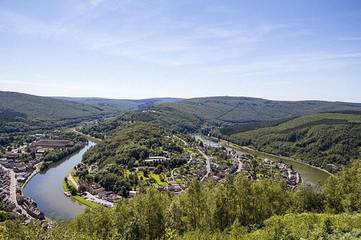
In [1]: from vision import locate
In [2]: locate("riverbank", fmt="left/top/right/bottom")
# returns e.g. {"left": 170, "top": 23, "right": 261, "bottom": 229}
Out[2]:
{"left": 19, "top": 162, "right": 42, "bottom": 192}
{"left": 62, "top": 176, "right": 101, "bottom": 209}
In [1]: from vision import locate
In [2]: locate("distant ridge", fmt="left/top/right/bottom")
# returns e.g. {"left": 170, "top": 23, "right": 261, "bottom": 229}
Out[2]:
{"left": 2, "top": 91, "right": 361, "bottom": 135}
{"left": 123, "top": 96, "right": 361, "bottom": 133}
{"left": 0, "top": 91, "right": 104, "bottom": 122}
{"left": 56, "top": 97, "right": 183, "bottom": 113}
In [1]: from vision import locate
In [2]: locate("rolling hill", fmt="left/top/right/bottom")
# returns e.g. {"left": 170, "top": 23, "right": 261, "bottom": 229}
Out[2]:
{"left": 122, "top": 96, "right": 361, "bottom": 133}
{"left": 0, "top": 92, "right": 183, "bottom": 134}
{"left": 230, "top": 112, "right": 361, "bottom": 171}
{"left": 0, "top": 91, "right": 106, "bottom": 122}
{"left": 56, "top": 97, "right": 183, "bottom": 113}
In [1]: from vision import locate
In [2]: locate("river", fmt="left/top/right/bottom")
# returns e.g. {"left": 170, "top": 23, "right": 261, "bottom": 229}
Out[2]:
{"left": 23, "top": 141, "right": 95, "bottom": 221}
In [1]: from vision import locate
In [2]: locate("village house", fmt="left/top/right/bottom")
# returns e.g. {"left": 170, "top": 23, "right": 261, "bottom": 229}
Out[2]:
{"left": 129, "top": 190, "right": 137, "bottom": 197}
{"left": 17, "top": 195, "right": 45, "bottom": 220}
{"left": 144, "top": 156, "right": 169, "bottom": 163}
{"left": 166, "top": 181, "right": 183, "bottom": 193}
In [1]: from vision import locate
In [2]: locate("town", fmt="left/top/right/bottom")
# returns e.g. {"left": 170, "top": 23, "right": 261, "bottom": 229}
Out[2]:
{"left": 0, "top": 137, "right": 75, "bottom": 223}
{"left": 65, "top": 133, "right": 302, "bottom": 211}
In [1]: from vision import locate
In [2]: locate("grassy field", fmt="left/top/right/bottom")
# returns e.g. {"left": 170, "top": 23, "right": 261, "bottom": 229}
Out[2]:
{"left": 71, "top": 195, "right": 101, "bottom": 209}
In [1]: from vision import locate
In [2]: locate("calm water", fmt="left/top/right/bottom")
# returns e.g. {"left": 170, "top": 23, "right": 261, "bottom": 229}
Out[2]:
{"left": 23, "top": 141, "right": 95, "bottom": 221}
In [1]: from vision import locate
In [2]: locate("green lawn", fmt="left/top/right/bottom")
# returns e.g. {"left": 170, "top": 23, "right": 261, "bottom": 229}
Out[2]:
{"left": 136, "top": 171, "right": 168, "bottom": 187}
{"left": 72, "top": 195, "right": 102, "bottom": 209}
{"left": 136, "top": 171, "right": 149, "bottom": 181}
{"left": 150, "top": 173, "right": 167, "bottom": 187}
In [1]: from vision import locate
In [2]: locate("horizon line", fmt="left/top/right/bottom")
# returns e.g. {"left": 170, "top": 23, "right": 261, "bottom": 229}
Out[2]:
{"left": 1, "top": 90, "right": 361, "bottom": 104}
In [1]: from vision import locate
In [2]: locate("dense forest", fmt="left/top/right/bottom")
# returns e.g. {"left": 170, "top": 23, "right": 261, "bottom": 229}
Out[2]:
{"left": 82, "top": 123, "right": 178, "bottom": 168}
{"left": 2, "top": 161, "right": 361, "bottom": 239}
{"left": 231, "top": 113, "right": 361, "bottom": 171}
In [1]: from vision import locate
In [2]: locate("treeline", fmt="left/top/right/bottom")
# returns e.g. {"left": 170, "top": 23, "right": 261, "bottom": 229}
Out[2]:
{"left": 2, "top": 161, "right": 361, "bottom": 239}
{"left": 43, "top": 142, "right": 86, "bottom": 162}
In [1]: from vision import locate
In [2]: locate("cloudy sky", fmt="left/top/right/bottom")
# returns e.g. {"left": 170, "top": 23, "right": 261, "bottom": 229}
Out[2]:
{"left": 1, "top": 0, "right": 361, "bottom": 101}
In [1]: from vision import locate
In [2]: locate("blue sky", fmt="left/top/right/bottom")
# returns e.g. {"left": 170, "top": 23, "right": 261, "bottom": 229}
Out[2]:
{"left": 0, "top": 0, "right": 361, "bottom": 101}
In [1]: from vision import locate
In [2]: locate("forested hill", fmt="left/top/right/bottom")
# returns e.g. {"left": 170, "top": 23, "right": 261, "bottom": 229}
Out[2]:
{"left": 0, "top": 91, "right": 105, "bottom": 122}
{"left": 56, "top": 97, "right": 183, "bottom": 113}
{"left": 231, "top": 112, "right": 361, "bottom": 171}
{"left": 123, "top": 96, "right": 361, "bottom": 133}
{"left": 0, "top": 91, "right": 114, "bottom": 135}
{"left": 0, "top": 92, "right": 182, "bottom": 134}
{"left": 0, "top": 91, "right": 182, "bottom": 123}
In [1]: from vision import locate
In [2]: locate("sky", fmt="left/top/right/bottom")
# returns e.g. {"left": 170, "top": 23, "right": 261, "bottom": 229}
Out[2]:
{"left": 0, "top": 0, "right": 361, "bottom": 102}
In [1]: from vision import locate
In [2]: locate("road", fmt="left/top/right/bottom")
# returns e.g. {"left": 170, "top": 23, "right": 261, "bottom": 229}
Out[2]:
{"left": 173, "top": 135, "right": 188, "bottom": 146}
{"left": 198, "top": 148, "right": 211, "bottom": 181}
{"left": 226, "top": 147, "right": 245, "bottom": 173}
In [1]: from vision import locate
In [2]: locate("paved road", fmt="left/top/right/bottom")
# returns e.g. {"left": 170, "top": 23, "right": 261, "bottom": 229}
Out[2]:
{"left": 226, "top": 147, "right": 245, "bottom": 173}
{"left": 198, "top": 148, "right": 211, "bottom": 181}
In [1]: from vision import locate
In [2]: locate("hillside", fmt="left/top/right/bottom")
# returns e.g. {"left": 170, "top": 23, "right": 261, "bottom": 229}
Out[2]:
{"left": 0, "top": 91, "right": 110, "bottom": 135}
{"left": 57, "top": 97, "right": 183, "bottom": 113}
{"left": 80, "top": 122, "right": 192, "bottom": 196}
{"left": 0, "top": 92, "right": 182, "bottom": 135}
{"left": 122, "top": 96, "right": 361, "bottom": 133}
{"left": 231, "top": 112, "right": 361, "bottom": 171}
{"left": 0, "top": 91, "right": 106, "bottom": 122}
